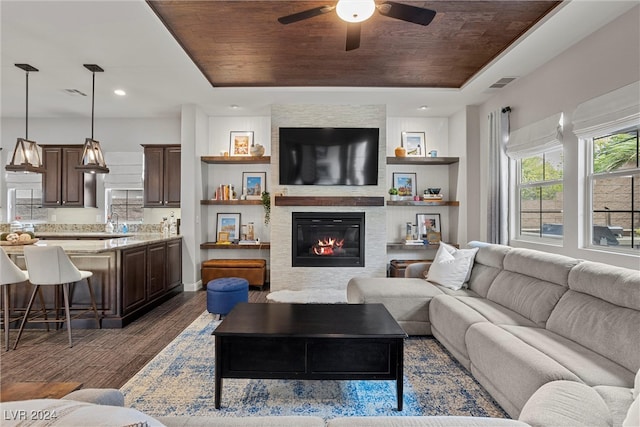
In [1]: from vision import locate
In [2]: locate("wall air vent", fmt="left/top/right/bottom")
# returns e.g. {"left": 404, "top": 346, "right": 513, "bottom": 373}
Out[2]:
{"left": 489, "top": 77, "right": 517, "bottom": 89}
{"left": 62, "top": 89, "right": 87, "bottom": 96}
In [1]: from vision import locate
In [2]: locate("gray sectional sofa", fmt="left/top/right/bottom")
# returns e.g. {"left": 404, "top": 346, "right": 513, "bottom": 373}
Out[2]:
{"left": 347, "top": 243, "right": 640, "bottom": 426}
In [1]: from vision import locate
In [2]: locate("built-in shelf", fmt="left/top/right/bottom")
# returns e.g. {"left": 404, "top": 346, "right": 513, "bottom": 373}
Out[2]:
{"left": 386, "top": 156, "right": 459, "bottom": 165}
{"left": 387, "top": 242, "right": 458, "bottom": 250}
{"left": 200, "top": 199, "right": 262, "bottom": 205}
{"left": 201, "top": 155, "right": 270, "bottom": 164}
{"left": 274, "top": 196, "right": 385, "bottom": 207}
{"left": 200, "top": 242, "right": 271, "bottom": 250}
{"left": 386, "top": 200, "right": 460, "bottom": 206}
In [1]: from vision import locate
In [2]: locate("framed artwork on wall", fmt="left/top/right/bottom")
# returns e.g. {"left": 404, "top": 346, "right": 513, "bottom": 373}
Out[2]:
{"left": 216, "top": 213, "right": 241, "bottom": 242}
{"left": 230, "top": 131, "right": 254, "bottom": 156}
{"left": 243, "top": 172, "right": 266, "bottom": 200}
{"left": 416, "top": 213, "right": 441, "bottom": 239}
{"left": 401, "top": 131, "right": 426, "bottom": 157}
{"left": 393, "top": 172, "right": 417, "bottom": 198}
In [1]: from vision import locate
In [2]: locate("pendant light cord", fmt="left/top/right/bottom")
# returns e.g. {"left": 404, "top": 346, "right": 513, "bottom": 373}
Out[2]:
{"left": 25, "top": 71, "right": 29, "bottom": 140}
{"left": 91, "top": 71, "right": 95, "bottom": 139}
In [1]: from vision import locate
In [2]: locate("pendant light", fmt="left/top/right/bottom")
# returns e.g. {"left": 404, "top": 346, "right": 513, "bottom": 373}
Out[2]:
{"left": 6, "top": 64, "right": 45, "bottom": 173}
{"left": 77, "top": 64, "right": 109, "bottom": 174}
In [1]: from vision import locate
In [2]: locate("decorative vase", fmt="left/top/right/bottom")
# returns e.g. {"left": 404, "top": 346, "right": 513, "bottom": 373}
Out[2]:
{"left": 394, "top": 146, "right": 406, "bottom": 157}
{"left": 390, "top": 195, "right": 399, "bottom": 201}
{"left": 250, "top": 144, "right": 265, "bottom": 157}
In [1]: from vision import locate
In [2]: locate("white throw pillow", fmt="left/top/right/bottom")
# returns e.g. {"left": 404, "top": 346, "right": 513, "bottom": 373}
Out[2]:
{"left": 426, "top": 242, "right": 479, "bottom": 290}
{"left": 623, "top": 394, "right": 640, "bottom": 427}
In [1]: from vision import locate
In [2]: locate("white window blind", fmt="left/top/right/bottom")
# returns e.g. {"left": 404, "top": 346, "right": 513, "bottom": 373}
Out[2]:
{"left": 102, "top": 152, "right": 143, "bottom": 189}
{"left": 572, "top": 81, "right": 640, "bottom": 139}
{"left": 506, "top": 113, "right": 563, "bottom": 159}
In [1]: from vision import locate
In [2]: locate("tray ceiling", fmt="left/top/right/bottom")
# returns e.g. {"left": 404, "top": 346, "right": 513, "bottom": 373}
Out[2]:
{"left": 147, "top": 0, "right": 562, "bottom": 88}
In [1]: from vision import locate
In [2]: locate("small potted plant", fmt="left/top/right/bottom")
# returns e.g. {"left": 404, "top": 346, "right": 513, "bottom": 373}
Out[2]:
{"left": 261, "top": 191, "right": 271, "bottom": 225}
{"left": 388, "top": 187, "right": 399, "bottom": 201}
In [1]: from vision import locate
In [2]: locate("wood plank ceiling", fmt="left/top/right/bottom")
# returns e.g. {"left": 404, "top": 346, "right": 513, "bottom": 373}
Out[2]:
{"left": 147, "top": 0, "right": 562, "bottom": 88}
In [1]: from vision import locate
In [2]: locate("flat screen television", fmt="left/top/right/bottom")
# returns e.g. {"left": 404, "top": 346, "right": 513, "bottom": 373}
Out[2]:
{"left": 279, "top": 127, "right": 379, "bottom": 185}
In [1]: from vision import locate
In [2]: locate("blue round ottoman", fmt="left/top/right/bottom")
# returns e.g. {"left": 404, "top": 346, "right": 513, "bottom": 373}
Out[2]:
{"left": 206, "top": 277, "right": 249, "bottom": 316}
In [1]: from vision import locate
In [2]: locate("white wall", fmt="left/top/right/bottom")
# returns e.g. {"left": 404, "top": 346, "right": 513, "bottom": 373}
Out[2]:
{"left": 474, "top": 6, "right": 640, "bottom": 269}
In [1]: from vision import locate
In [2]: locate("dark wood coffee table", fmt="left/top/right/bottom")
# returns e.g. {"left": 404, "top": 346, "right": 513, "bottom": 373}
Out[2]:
{"left": 212, "top": 303, "right": 407, "bottom": 410}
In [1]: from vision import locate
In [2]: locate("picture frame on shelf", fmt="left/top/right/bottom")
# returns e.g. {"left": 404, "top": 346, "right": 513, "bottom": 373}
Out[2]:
{"left": 243, "top": 171, "right": 266, "bottom": 200}
{"left": 393, "top": 172, "right": 417, "bottom": 198}
{"left": 230, "top": 131, "right": 254, "bottom": 156}
{"left": 217, "top": 231, "right": 230, "bottom": 243}
{"left": 426, "top": 231, "right": 442, "bottom": 245}
{"left": 401, "top": 131, "right": 426, "bottom": 157}
{"left": 216, "top": 213, "right": 241, "bottom": 242}
{"left": 416, "top": 213, "right": 441, "bottom": 239}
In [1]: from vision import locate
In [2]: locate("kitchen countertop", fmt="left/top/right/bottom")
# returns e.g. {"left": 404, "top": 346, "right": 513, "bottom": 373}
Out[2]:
{"left": 2, "top": 233, "right": 181, "bottom": 254}
{"left": 35, "top": 232, "right": 133, "bottom": 238}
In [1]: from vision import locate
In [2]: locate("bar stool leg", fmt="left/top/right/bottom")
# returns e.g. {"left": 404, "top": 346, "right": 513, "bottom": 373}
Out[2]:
{"left": 13, "top": 285, "right": 39, "bottom": 350}
{"left": 37, "top": 288, "right": 49, "bottom": 332}
{"left": 62, "top": 283, "right": 73, "bottom": 348}
{"left": 86, "top": 278, "right": 101, "bottom": 328}
{"left": 3, "top": 285, "right": 9, "bottom": 351}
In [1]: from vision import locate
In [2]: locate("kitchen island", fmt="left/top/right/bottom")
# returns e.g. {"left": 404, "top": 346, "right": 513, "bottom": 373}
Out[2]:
{"left": 3, "top": 234, "right": 182, "bottom": 328}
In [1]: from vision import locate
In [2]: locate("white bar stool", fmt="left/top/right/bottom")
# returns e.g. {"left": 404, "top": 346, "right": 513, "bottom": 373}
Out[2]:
{"left": 1, "top": 248, "right": 33, "bottom": 351}
{"left": 14, "top": 246, "right": 101, "bottom": 349}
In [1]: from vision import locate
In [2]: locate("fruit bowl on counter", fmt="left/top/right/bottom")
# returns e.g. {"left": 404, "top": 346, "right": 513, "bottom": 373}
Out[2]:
{"left": 0, "top": 231, "right": 39, "bottom": 245}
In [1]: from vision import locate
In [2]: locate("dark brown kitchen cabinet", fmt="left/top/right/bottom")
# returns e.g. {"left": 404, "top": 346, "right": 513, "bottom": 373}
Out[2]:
{"left": 120, "top": 238, "right": 183, "bottom": 319}
{"left": 41, "top": 145, "right": 96, "bottom": 207}
{"left": 147, "top": 242, "right": 167, "bottom": 300}
{"left": 121, "top": 246, "right": 147, "bottom": 315}
{"left": 167, "top": 238, "right": 182, "bottom": 290}
{"left": 142, "top": 144, "right": 181, "bottom": 207}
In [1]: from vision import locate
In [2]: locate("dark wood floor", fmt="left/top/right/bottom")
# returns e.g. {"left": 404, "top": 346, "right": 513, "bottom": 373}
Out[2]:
{"left": 0, "top": 287, "right": 269, "bottom": 389}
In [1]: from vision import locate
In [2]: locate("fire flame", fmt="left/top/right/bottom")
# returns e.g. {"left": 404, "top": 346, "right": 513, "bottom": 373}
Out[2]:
{"left": 312, "top": 237, "right": 344, "bottom": 256}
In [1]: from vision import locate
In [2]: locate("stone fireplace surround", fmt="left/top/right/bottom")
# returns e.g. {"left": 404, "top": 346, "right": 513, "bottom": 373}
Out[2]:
{"left": 269, "top": 104, "right": 388, "bottom": 293}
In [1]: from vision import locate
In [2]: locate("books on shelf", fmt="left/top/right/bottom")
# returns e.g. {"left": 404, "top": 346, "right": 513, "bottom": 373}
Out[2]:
{"left": 405, "top": 239, "right": 426, "bottom": 245}
{"left": 238, "top": 240, "right": 260, "bottom": 245}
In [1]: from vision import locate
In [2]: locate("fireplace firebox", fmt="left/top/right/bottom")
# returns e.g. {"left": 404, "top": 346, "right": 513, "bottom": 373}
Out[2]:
{"left": 292, "top": 212, "right": 365, "bottom": 267}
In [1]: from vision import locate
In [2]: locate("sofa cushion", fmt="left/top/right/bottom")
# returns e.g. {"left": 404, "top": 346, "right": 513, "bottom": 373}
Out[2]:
{"left": 426, "top": 242, "right": 479, "bottom": 290}
{"left": 466, "top": 322, "right": 582, "bottom": 418}
{"left": 518, "top": 380, "right": 613, "bottom": 427}
{"left": 466, "top": 244, "right": 511, "bottom": 298}
{"left": 547, "top": 290, "right": 640, "bottom": 374}
{"left": 624, "top": 394, "right": 640, "bottom": 427}
{"left": 594, "top": 385, "right": 635, "bottom": 427}
{"left": 0, "top": 399, "right": 165, "bottom": 426}
{"left": 327, "top": 416, "right": 529, "bottom": 426}
{"left": 501, "top": 325, "right": 634, "bottom": 387}
{"left": 158, "top": 415, "right": 326, "bottom": 427}
{"left": 347, "top": 277, "right": 444, "bottom": 335}
{"left": 568, "top": 261, "right": 640, "bottom": 310}
{"left": 486, "top": 248, "right": 577, "bottom": 327}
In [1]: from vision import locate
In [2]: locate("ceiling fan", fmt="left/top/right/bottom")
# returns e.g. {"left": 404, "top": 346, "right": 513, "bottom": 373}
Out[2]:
{"left": 277, "top": 0, "right": 436, "bottom": 51}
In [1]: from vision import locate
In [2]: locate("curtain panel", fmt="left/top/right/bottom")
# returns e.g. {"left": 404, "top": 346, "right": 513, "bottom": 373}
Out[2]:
{"left": 487, "top": 108, "right": 510, "bottom": 245}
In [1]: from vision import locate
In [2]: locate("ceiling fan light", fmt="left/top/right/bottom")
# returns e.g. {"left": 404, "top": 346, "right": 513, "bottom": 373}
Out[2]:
{"left": 6, "top": 138, "right": 45, "bottom": 173}
{"left": 336, "top": 0, "right": 375, "bottom": 23}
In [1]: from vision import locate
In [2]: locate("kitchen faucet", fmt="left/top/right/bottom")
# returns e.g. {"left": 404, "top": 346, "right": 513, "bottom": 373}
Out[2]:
{"left": 109, "top": 205, "right": 119, "bottom": 233}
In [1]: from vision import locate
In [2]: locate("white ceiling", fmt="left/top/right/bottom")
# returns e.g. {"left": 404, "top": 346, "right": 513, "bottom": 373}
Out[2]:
{"left": 1, "top": 1, "right": 636, "bottom": 119}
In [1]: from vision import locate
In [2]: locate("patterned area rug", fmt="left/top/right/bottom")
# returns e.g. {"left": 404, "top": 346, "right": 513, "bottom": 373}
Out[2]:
{"left": 121, "top": 311, "right": 508, "bottom": 420}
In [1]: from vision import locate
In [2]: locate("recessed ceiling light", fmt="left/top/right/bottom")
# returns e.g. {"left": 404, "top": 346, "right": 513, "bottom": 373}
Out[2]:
{"left": 418, "top": 105, "right": 429, "bottom": 110}
{"left": 230, "top": 104, "right": 240, "bottom": 109}
{"left": 114, "top": 89, "right": 126, "bottom": 96}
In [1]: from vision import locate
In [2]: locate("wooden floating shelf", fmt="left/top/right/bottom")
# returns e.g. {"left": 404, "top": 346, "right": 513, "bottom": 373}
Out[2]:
{"left": 386, "top": 156, "right": 459, "bottom": 165}
{"left": 201, "top": 156, "right": 271, "bottom": 164}
{"left": 386, "top": 200, "right": 460, "bottom": 206}
{"left": 200, "top": 242, "right": 271, "bottom": 250}
{"left": 387, "top": 242, "right": 459, "bottom": 250}
{"left": 201, "top": 199, "right": 262, "bottom": 205}
{"left": 274, "top": 196, "right": 385, "bottom": 207}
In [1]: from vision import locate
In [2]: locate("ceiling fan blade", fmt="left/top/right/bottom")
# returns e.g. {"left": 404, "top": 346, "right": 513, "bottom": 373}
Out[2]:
{"left": 345, "top": 22, "right": 361, "bottom": 51}
{"left": 278, "top": 5, "right": 335, "bottom": 24}
{"left": 378, "top": 1, "right": 436, "bottom": 26}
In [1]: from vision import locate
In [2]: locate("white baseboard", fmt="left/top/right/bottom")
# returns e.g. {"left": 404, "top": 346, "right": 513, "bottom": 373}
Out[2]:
{"left": 183, "top": 280, "right": 202, "bottom": 292}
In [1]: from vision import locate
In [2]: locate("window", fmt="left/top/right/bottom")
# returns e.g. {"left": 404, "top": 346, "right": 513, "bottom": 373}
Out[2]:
{"left": 507, "top": 112, "right": 564, "bottom": 243}
{"left": 517, "top": 149, "right": 564, "bottom": 239}
{"left": 12, "top": 188, "right": 47, "bottom": 222}
{"left": 588, "top": 128, "right": 639, "bottom": 251}
{"left": 107, "top": 189, "right": 144, "bottom": 222}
